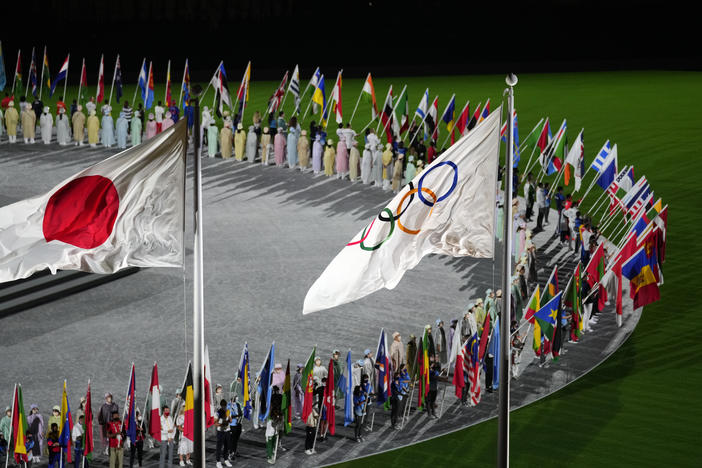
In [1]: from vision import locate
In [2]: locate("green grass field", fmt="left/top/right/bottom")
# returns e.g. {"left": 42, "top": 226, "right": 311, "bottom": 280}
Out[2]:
{"left": 7, "top": 70, "right": 701, "bottom": 466}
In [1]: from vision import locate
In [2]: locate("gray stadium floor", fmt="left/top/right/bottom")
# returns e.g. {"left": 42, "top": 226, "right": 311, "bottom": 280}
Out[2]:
{"left": 0, "top": 137, "right": 639, "bottom": 467}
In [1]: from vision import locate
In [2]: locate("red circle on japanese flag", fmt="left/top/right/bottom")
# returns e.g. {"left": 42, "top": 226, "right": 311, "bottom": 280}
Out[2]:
{"left": 43, "top": 175, "right": 120, "bottom": 249}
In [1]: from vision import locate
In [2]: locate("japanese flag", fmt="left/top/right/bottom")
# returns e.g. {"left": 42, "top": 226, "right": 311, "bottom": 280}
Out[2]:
{"left": 0, "top": 120, "right": 187, "bottom": 283}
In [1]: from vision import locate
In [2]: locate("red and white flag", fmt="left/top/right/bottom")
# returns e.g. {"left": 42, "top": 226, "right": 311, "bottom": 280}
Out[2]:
{"left": 0, "top": 120, "right": 187, "bottom": 283}
{"left": 148, "top": 363, "right": 161, "bottom": 441}
{"left": 96, "top": 54, "right": 105, "bottom": 103}
{"left": 204, "top": 345, "right": 216, "bottom": 427}
{"left": 267, "top": 70, "right": 288, "bottom": 115}
{"left": 332, "top": 72, "right": 343, "bottom": 124}
{"left": 80, "top": 58, "right": 88, "bottom": 87}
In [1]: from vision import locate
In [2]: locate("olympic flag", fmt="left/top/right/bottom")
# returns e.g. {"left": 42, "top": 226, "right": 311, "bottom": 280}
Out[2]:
{"left": 0, "top": 119, "right": 186, "bottom": 283}
{"left": 303, "top": 106, "right": 501, "bottom": 314}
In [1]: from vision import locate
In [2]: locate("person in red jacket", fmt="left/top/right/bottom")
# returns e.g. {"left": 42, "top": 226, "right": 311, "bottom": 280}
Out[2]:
{"left": 46, "top": 423, "right": 62, "bottom": 468}
{"left": 107, "top": 411, "right": 125, "bottom": 468}
{"left": 426, "top": 139, "right": 437, "bottom": 164}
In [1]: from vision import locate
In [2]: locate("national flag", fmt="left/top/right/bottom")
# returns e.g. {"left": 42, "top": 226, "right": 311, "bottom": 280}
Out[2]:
{"left": 417, "top": 335, "right": 428, "bottom": 409}
{"left": 42, "top": 47, "right": 51, "bottom": 91}
{"left": 539, "top": 118, "right": 566, "bottom": 175}
{"left": 300, "top": 347, "right": 316, "bottom": 422}
{"left": 441, "top": 94, "right": 456, "bottom": 133}
{"left": 415, "top": 88, "right": 429, "bottom": 121}
{"left": 164, "top": 59, "right": 172, "bottom": 106}
{"left": 289, "top": 64, "right": 301, "bottom": 112}
{"left": 564, "top": 263, "right": 583, "bottom": 337}
{"left": 59, "top": 381, "right": 74, "bottom": 463}
{"left": 521, "top": 118, "right": 545, "bottom": 151}
{"left": 478, "top": 311, "right": 491, "bottom": 363}
{"left": 610, "top": 232, "right": 638, "bottom": 319}
{"left": 303, "top": 108, "right": 501, "bottom": 313}
{"left": 524, "top": 285, "right": 541, "bottom": 323}
{"left": 307, "top": 67, "right": 321, "bottom": 95}
{"left": 590, "top": 140, "right": 614, "bottom": 189}
{"left": 534, "top": 117, "right": 551, "bottom": 153}
{"left": 323, "top": 359, "right": 336, "bottom": 435}
{"left": 341, "top": 351, "right": 353, "bottom": 426}
{"left": 0, "top": 120, "right": 186, "bottom": 283}
{"left": 147, "top": 362, "right": 161, "bottom": 441}
{"left": 210, "top": 62, "right": 231, "bottom": 116}
{"left": 585, "top": 242, "right": 607, "bottom": 312}
{"left": 84, "top": 382, "right": 94, "bottom": 458}
{"left": 79, "top": 57, "right": 88, "bottom": 89}
{"left": 361, "top": 73, "right": 379, "bottom": 120}
{"left": 123, "top": 364, "right": 137, "bottom": 444}
{"left": 447, "top": 315, "right": 464, "bottom": 370}
{"left": 281, "top": 360, "right": 293, "bottom": 434}
{"left": 596, "top": 143, "right": 618, "bottom": 190}
{"left": 137, "top": 59, "right": 147, "bottom": 103}
{"left": 606, "top": 166, "right": 632, "bottom": 214}
{"left": 28, "top": 48, "right": 38, "bottom": 97}
{"left": 425, "top": 96, "right": 439, "bottom": 141}
{"left": 622, "top": 244, "right": 661, "bottom": 308}
{"left": 452, "top": 338, "right": 466, "bottom": 398}
{"left": 331, "top": 72, "right": 343, "bottom": 124}
{"left": 653, "top": 204, "right": 668, "bottom": 263}
{"left": 478, "top": 99, "right": 490, "bottom": 123}
{"left": 181, "top": 59, "right": 190, "bottom": 109}
{"left": 379, "top": 85, "right": 394, "bottom": 142}
{"left": 543, "top": 265, "right": 559, "bottom": 304}
{"left": 96, "top": 54, "right": 104, "bottom": 103}
{"left": 487, "top": 317, "right": 500, "bottom": 390}
{"left": 238, "top": 342, "right": 252, "bottom": 420}
{"left": 374, "top": 329, "right": 391, "bottom": 405}
{"left": 397, "top": 89, "right": 410, "bottom": 134}
{"left": 49, "top": 54, "right": 69, "bottom": 97}
{"left": 257, "top": 342, "right": 275, "bottom": 422}
{"left": 11, "top": 384, "right": 29, "bottom": 463}
{"left": 455, "top": 100, "right": 470, "bottom": 136}
{"left": 312, "top": 74, "right": 326, "bottom": 123}
{"left": 204, "top": 345, "right": 216, "bottom": 428}
{"left": 145, "top": 61, "right": 155, "bottom": 110}
{"left": 268, "top": 70, "right": 289, "bottom": 115}
{"left": 534, "top": 291, "right": 562, "bottom": 341}
{"left": 0, "top": 42, "right": 6, "bottom": 92}
{"left": 236, "top": 61, "right": 251, "bottom": 108}
{"left": 181, "top": 362, "right": 194, "bottom": 441}
{"left": 626, "top": 179, "right": 652, "bottom": 216}
{"left": 467, "top": 332, "right": 481, "bottom": 406}
{"left": 12, "top": 49, "right": 22, "bottom": 92}
{"left": 564, "top": 129, "right": 584, "bottom": 187}
{"left": 464, "top": 102, "right": 481, "bottom": 134}
{"left": 620, "top": 177, "right": 648, "bottom": 214}
{"left": 500, "top": 110, "right": 520, "bottom": 165}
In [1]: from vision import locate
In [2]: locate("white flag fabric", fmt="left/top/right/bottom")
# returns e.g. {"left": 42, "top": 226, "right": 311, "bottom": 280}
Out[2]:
{"left": 303, "top": 107, "right": 501, "bottom": 314}
{"left": 0, "top": 119, "right": 186, "bottom": 283}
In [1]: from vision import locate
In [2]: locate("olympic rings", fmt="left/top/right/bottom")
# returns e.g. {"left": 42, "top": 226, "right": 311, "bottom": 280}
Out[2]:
{"left": 396, "top": 186, "right": 437, "bottom": 235}
{"left": 359, "top": 208, "right": 395, "bottom": 251}
{"left": 378, "top": 182, "right": 415, "bottom": 222}
{"left": 417, "top": 161, "right": 458, "bottom": 207}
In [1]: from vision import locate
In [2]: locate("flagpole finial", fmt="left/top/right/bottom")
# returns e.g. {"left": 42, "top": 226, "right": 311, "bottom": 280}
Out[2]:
{"left": 506, "top": 73, "right": 518, "bottom": 87}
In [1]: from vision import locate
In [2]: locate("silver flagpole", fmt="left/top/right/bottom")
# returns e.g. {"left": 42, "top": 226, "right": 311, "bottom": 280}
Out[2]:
{"left": 499, "top": 73, "right": 518, "bottom": 468}
{"left": 190, "top": 84, "right": 206, "bottom": 467}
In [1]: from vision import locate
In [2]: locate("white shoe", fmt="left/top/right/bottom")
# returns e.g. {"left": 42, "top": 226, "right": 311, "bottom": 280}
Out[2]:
{"left": 216, "top": 462, "right": 223, "bottom": 468}
{"left": 305, "top": 449, "right": 312, "bottom": 455}
{"left": 186, "top": 461, "right": 193, "bottom": 465}
{"left": 180, "top": 461, "right": 186, "bottom": 466}
{"left": 224, "top": 461, "right": 232, "bottom": 467}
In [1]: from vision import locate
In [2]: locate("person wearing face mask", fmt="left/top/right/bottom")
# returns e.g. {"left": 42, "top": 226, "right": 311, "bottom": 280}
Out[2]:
{"left": 146, "top": 113, "right": 157, "bottom": 140}
{"left": 107, "top": 411, "right": 125, "bottom": 468}
{"left": 98, "top": 393, "right": 119, "bottom": 455}
{"left": 176, "top": 406, "right": 192, "bottom": 466}
{"left": 56, "top": 107, "right": 71, "bottom": 145}
{"left": 129, "top": 410, "right": 145, "bottom": 468}
{"left": 160, "top": 405, "right": 175, "bottom": 468}
{"left": 27, "top": 404, "right": 45, "bottom": 463}
{"left": 40, "top": 106, "right": 53, "bottom": 144}
{"left": 227, "top": 396, "right": 243, "bottom": 461}
{"left": 87, "top": 109, "right": 100, "bottom": 147}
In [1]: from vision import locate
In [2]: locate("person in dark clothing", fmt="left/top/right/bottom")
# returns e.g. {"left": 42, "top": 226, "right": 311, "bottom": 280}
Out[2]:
{"left": 352, "top": 386, "right": 365, "bottom": 442}
{"left": 390, "top": 374, "right": 402, "bottom": 428}
{"left": 214, "top": 399, "right": 231, "bottom": 467}
{"left": 128, "top": 411, "right": 145, "bottom": 468}
{"left": 227, "top": 396, "right": 243, "bottom": 460}
{"left": 32, "top": 97, "right": 44, "bottom": 121}
{"left": 426, "top": 363, "right": 441, "bottom": 418}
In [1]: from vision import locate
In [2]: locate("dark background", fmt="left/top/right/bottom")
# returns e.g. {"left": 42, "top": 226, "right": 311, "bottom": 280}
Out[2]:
{"left": 2, "top": 0, "right": 698, "bottom": 83}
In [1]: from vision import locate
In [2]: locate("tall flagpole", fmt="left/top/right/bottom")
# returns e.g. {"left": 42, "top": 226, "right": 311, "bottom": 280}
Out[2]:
{"left": 11, "top": 49, "right": 20, "bottom": 94}
{"left": 39, "top": 46, "right": 46, "bottom": 100}
{"left": 349, "top": 73, "right": 369, "bottom": 124}
{"left": 25, "top": 47, "right": 34, "bottom": 98}
{"left": 77, "top": 58, "right": 84, "bottom": 105}
{"left": 62, "top": 54, "right": 69, "bottom": 102}
{"left": 132, "top": 58, "right": 145, "bottom": 107}
{"left": 108, "top": 54, "right": 118, "bottom": 105}
{"left": 190, "top": 83, "right": 206, "bottom": 468}
{"left": 178, "top": 59, "right": 188, "bottom": 109}
{"left": 499, "top": 73, "right": 518, "bottom": 468}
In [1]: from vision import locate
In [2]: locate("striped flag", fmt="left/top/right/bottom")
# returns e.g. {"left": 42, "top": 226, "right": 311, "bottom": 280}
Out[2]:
{"left": 210, "top": 62, "right": 231, "bottom": 116}
{"left": 374, "top": 329, "right": 391, "bottom": 405}
{"left": 539, "top": 118, "right": 566, "bottom": 174}
{"left": 379, "top": 86, "right": 394, "bottom": 142}
{"left": 237, "top": 343, "right": 252, "bottom": 420}
{"left": 300, "top": 347, "right": 316, "bottom": 422}
{"left": 312, "top": 74, "right": 326, "bottom": 123}
{"left": 181, "top": 59, "right": 190, "bottom": 109}
{"left": 331, "top": 71, "right": 343, "bottom": 124}
{"left": 137, "top": 59, "right": 147, "bottom": 102}
{"left": 147, "top": 363, "right": 161, "bottom": 441}
{"left": 564, "top": 129, "right": 584, "bottom": 188}
{"left": 589, "top": 140, "right": 613, "bottom": 173}
{"left": 426, "top": 96, "right": 439, "bottom": 141}
{"left": 165, "top": 60, "right": 172, "bottom": 106}
{"left": 236, "top": 61, "right": 251, "bottom": 111}
{"left": 181, "top": 362, "right": 194, "bottom": 440}
{"left": 42, "top": 46, "right": 51, "bottom": 91}
{"left": 84, "top": 383, "right": 94, "bottom": 458}
{"left": 465, "top": 101, "right": 482, "bottom": 134}
{"left": 282, "top": 360, "right": 293, "bottom": 433}
{"left": 415, "top": 88, "right": 429, "bottom": 121}
{"left": 204, "top": 345, "right": 216, "bottom": 428}
{"left": 59, "top": 381, "right": 74, "bottom": 463}
{"left": 455, "top": 100, "right": 470, "bottom": 136}
{"left": 50, "top": 54, "right": 69, "bottom": 97}
{"left": 122, "top": 364, "right": 137, "bottom": 445}
{"left": 79, "top": 58, "right": 87, "bottom": 87}
{"left": 441, "top": 94, "right": 456, "bottom": 133}
{"left": 478, "top": 99, "right": 490, "bottom": 123}
{"left": 12, "top": 49, "right": 22, "bottom": 92}
{"left": 11, "top": 384, "right": 29, "bottom": 463}
{"left": 28, "top": 48, "right": 38, "bottom": 97}
{"left": 289, "top": 64, "right": 301, "bottom": 112}
{"left": 96, "top": 54, "right": 105, "bottom": 103}
{"left": 397, "top": 87, "right": 409, "bottom": 134}
{"left": 145, "top": 61, "right": 155, "bottom": 109}
{"left": 362, "top": 73, "right": 379, "bottom": 120}
{"left": 595, "top": 142, "right": 618, "bottom": 190}
{"left": 268, "top": 70, "right": 288, "bottom": 115}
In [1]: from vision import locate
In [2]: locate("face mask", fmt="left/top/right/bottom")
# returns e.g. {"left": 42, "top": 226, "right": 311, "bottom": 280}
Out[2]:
{"left": 163, "top": 411, "right": 170, "bottom": 417}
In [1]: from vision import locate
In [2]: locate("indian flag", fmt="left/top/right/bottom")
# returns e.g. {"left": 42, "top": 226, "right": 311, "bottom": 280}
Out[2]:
{"left": 362, "top": 73, "right": 378, "bottom": 120}
{"left": 11, "top": 384, "right": 29, "bottom": 463}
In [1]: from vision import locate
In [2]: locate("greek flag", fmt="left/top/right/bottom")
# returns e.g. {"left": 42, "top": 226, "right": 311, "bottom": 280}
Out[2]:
{"left": 590, "top": 140, "right": 612, "bottom": 172}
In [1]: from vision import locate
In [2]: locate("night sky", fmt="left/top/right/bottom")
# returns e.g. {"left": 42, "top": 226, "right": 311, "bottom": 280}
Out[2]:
{"left": 2, "top": 0, "right": 697, "bottom": 82}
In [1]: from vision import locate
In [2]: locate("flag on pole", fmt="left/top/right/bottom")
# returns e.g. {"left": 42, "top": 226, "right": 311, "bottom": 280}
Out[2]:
{"left": 374, "top": 329, "right": 391, "bottom": 405}
{"left": 13, "top": 49, "right": 22, "bottom": 92}
{"left": 281, "top": 360, "right": 293, "bottom": 434}
{"left": 114, "top": 55, "right": 123, "bottom": 103}
{"left": 564, "top": 129, "right": 584, "bottom": 188}
{"left": 596, "top": 143, "right": 618, "bottom": 190}
{"left": 312, "top": 75, "right": 327, "bottom": 124}
{"left": 332, "top": 72, "right": 343, "bottom": 124}
{"left": 210, "top": 62, "right": 231, "bottom": 116}
{"left": 464, "top": 101, "right": 481, "bottom": 134}
{"left": 181, "top": 362, "right": 194, "bottom": 441}
{"left": 300, "top": 347, "right": 316, "bottom": 422}
{"left": 268, "top": 70, "right": 289, "bottom": 115}
{"left": 238, "top": 343, "right": 252, "bottom": 420}
{"left": 524, "top": 285, "right": 541, "bottom": 323}
{"left": 137, "top": 59, "right": 147, "bottom": 102}
{"left": 165, "top": 60, "right": 172, "bottom": 106}
{"left": 539, "top": 118, "right": 566, "bottom": 174}
{"left": 50, "top": 54, "right": 69, "bottom": 97}
{"left": 323, "top": 359, "right": 336, "bottom": 435}
{"left": 236, "top": 61, "right": 251, "bottom": 112}
{"left": 42, "top": 47, "right": 51, "bottom": 91}
{"left": 426, "top": 96, "right": 439, "bottom": 141}
{"left": 59, "top": 382, "right": 74, "bottom": 463}
{"left": 29, "top": 49, "right": 38, "bottom": 97}
{"left": 397, "top": 89, "right": 410, "bottom": 134}
{"left": 417, "top": 331, "right": 430, "bottom": 409}
{"left": 307, "top": 67, "right": 321, "bottom": 96}
{"left": 96, "top": 54, "right": 104, "bottom": 103}
{"left": 379, "top": 86, "right": 394, "bottom": 142}
{"left": 534, "top": 291, "right": 562, "bottom": 341}
{"left": 590, "top": 140, "right": 615, "bottom": 188}
{"left": 0, "top": 119, "right": 187, "bottom": 283}
{"left": 145, "top": 61, "right": 155, "bottom": 110}
{"left": 362, "top": 73, "right": 379, "bottom": 120}
{"left": 585, "top": 242, "right": 607, "bottom": 312}
{"left": 564, "top": 263, "right": 583, "bottom": 337}
{"left": 79, "top": 58, "right": 88, "bottom": 89}
{"left": 257, "top": 342, "right": 275, "bottom": 422}
{"left": 467, "top": 332, "right": 481, "bottom": 406}
{"left": 203, "top": 345, "right": 216, "bottom": 428}
{"left": 0, "top": 42, "right": 6, "bottom": 91}
{"left": 147, "top": 363, "right": 161, "bottom": 441}
{"left": 289, "top": 64, "right": 301, "bottom": 112}
{"left": 342, "top": 351, "right": 353, "bottom": 426}
{"left": 11, "top": 384, "right": 29, "bottom": 463}
{"left": 622, "top": 244, "right": 661, "bottom": 308}
{"left": 453, "top": 338, "right": 466, "bottom": 398}
{"left": 441, "top": 94, "right": 456, "bottom": 133}
{"left": 415, "top": 88, "right": 429, "bottom": 121}
{"left": 123, "top": 363, "right": 137, "bottom": 444}
{"left": 181, "top": 59, "right": 190, "bottom": 109}
{"left": 84, "top": 382, "right": 94, "bottom": 459}
{"left": 303, "top": 108, "right": 501, "bottom": 314}
{"left": 478, "top": 99, "right": 490, "bottom": 123}
{"left": 487, "top": 317, "right": 500, "bottom": 390}
{"left": 455, "top": 100, "right": 470, "bottom": 136}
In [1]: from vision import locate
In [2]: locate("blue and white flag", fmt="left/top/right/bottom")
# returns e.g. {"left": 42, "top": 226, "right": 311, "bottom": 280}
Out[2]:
{"left": 415, "top": 88, "right": 429, "bottom": 120}
{"left": 257, "top": 342, "right": 275, "bottom": 422}
{"left": 341, "top": 350, "right": 353, "bottom": 426}
{"left": 50, "top": 55, "right": 69, "bottom": 97}
{"left": 137, "top": 59, "right": 148, "bottom": 102}
{"left": 596, "top": 143, "right": 618, "bottom": 189}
